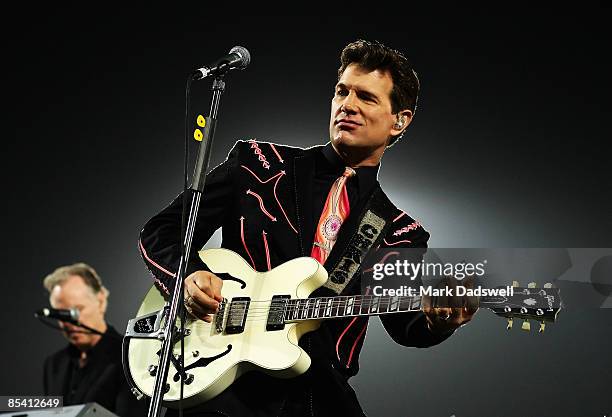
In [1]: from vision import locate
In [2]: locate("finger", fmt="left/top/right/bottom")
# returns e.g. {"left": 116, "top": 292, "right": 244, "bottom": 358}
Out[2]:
{"left": 188, "top": 273, "right": 220, "bottom": 313}
{"left": 462, "top": 300, "right": 479, "bottom": 317}
{"left": 209, "top": 274, "right": 224, "bottom": 303}
{"left": 433, "top": 307, "right": 452, "bottom": 321}
{"left": 436, "top": 278, "right": 449, "bottom": 309}
{"left": 185, "top": 283, "right": 218, "bottom": 318}
{"left": 421, "top": 294, "right": 432, "bottom": 313}
{"left": 461, "top": 277, "right": 479, "bottom": 315}
{"left": 188, "top": 287, "right": 219, "bottom": 314}
{"left": 463, "top": 275, "right": 477, "bottom": 289}
{"left": 183, "top": 290, "right": 215, "bottom": 322}
{"left": 457, "top": 307, "right": 475, "bottom": 325}
{"left": 444, "top": 276, "right": 463, "bottom": 309}
{"left": 185, "top": 304, "right": 213, "bottom": 323}
{"left": 195, "top": 272, "right": 224, "bottom": 305}
{"left": 465, "top": 294, "right": 479, "bottom": 315}
{"left": 192, "top": 272, "right": 217, "bottom": 301}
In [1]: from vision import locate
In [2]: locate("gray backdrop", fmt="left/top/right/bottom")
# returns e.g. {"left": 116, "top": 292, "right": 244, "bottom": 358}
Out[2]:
{"left": 3, "top": 10, "right": 611, "bottom": 417}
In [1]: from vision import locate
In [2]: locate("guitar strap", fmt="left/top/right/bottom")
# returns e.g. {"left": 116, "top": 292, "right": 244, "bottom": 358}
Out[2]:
{"left": 323, "top": 186, "right": 397, "bottom": 295}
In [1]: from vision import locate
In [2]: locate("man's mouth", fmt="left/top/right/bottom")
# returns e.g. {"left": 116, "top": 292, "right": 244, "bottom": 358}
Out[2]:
{"left": 335, "top": 119, "right": 361, "bottom": 130}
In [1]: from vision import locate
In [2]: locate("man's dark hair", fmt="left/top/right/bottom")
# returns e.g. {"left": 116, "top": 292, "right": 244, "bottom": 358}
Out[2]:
{"left": 338, "top": 40, "right": 420, "bottom": 146}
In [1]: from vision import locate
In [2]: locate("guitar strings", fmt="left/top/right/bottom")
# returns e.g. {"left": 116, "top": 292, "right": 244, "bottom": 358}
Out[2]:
{"left": 176, "top": 300, "right": 423, "bottom": 323}
{"left": 202, "top": 302, "right": 421, "bottom": 316}
{"left": 208, "top": 295, "right": 420, "bottom": 307}
{"left": 170, "top": 296, "right": 463, "bottom": 325}
{"left": 180, "top": 296, "right": 423, "bottom": 314}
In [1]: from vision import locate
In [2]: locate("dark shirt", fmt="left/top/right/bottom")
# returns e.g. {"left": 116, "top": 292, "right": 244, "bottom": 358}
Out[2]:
{"left": 43, "top": 326, "right": 147, "bottom": 416}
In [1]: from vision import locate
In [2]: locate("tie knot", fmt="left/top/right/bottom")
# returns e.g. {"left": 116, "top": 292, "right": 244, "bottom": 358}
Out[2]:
{"left": 343, "top": 167, "right": 356, "bottom": 178}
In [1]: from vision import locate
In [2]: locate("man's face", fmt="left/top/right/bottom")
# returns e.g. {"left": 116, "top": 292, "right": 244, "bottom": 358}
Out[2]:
{"left": 49, "top": 275, "right": 106, "bottom": 351}
{"left": 329, "top": 63, "right": 404, "bottom": 163}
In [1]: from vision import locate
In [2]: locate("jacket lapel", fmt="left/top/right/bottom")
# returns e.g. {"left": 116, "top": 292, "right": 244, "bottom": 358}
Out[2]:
{"left": 293, "top": 150, "right": 317, "bottom": 256}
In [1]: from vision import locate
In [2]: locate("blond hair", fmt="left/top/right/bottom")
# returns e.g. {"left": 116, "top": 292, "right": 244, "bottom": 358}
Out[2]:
{"left": 43, "top": 263, "right": 110, "bottom": 297}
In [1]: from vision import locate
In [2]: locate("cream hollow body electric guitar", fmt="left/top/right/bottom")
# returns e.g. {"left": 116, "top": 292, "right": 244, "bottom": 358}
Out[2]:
{"left": 124, "top": 248, "right": 562, "bottom": 408}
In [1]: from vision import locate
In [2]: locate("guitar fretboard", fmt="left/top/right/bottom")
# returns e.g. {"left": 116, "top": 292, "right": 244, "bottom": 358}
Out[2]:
{"left": 283, "top": 295, "right": 421, "bottom": 321}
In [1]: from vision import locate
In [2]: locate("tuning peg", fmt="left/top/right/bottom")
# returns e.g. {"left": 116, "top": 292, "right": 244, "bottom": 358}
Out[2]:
{"left": 506, "top": 318, "right": 513, "bottom": 330}
{"left": 544, "top": 282, "right": 552, "bottom": 288}
{"left": 521, "top": 320, "right": 531, "bottom": 331}
{"left": 528, "top": 282, "right": 537, "bottom": 288}
{"left": 512, "top": 280, "right": 520, "bottom": 287}
{"left": 539, "top": 322, "right": 546, "bottom": 333}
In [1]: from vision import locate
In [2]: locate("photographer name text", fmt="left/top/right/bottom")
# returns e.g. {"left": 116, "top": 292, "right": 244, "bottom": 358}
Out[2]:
{"left": 371, "top": 285, "right": 514, "bottom": 297}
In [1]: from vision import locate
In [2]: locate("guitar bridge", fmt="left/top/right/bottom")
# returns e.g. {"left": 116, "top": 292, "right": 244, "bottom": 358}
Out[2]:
{"left": 214, "top": 298, "right": 228, "bottom": 333}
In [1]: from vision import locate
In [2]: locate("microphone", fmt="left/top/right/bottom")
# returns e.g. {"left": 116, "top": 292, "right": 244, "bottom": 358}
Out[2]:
{"left": 192, "top": 46, "right": 251, "bottom": 80}
{"left": 35, "top": 307, "right": 79, "bottom": 324}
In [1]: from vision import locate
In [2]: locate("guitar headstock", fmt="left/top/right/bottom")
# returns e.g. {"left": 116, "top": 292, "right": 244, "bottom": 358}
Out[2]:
{"left": 482, "top": 281, "right": 562, "bottom": 333}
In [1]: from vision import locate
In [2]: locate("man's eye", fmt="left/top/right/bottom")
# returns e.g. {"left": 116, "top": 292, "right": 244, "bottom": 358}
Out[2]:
{"left": 336, "top": 89, "right": 347, "bottom": 96}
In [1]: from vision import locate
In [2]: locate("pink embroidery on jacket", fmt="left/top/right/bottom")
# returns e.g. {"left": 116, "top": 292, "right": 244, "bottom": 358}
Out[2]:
{"left": 240, "top": 162, "right": 297, "bottom": 234}
{"left": 240, "top": 216, "right": 256, "bottom": 270}
{"left": 139, "top": 239, "right": 177, "bottom": 278}
{"left": 336, "top": 287, "right": 370, "bottom": 367}
{"left": 273, "top": 171, "right": 298, "bottom": 234}
{"left": 246, "top": 189, "right": 277, "bottom": 222}
{"left": 393, "top": 211, "right": 406, "bottom": 222}
{"left": 269, "top": 143, "right": 284, "bottom": 163}
{"left": 240, "top": 165, "right": 283, "bottom": 184}
{"left": 362, "top": 251, "right": 400, "bottom": 273}
{"left": 153, "top": 276, "right": 170, "bottom": 295}
{"left": 383, "top": 238, "right": 412, "bottom": 246}
{"left": 336, "top": 317, "right": 358, "bottom": 363}
{"left": 248, "top": 139, "right": 270, "bottom": 170}
{"left": 262, "top": 230, "right": 271, "bottom": 271}
{"left": 392, "top": 221, "right": 421, "bottom": 237}
{"left": 346, "top": 322, "right": 368, "bottom": 368}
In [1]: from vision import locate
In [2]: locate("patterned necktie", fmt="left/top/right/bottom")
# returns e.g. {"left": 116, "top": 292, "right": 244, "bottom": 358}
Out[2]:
{"left": 311, "top": 167, "right": 356, "bottom": 265}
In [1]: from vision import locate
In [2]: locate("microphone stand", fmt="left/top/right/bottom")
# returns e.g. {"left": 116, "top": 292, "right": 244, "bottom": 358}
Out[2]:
{"left": 146, "top": 75, "right": 226, "bottom": 417}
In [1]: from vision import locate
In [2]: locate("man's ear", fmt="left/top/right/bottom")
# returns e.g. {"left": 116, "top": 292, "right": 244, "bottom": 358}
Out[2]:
{"left": 390, "top": 109, "right": 414, "bottom": 137}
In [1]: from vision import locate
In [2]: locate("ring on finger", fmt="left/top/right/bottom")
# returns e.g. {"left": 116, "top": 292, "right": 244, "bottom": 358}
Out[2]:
{"left": 184, "top": 294, "right": 193, "bottom": 307}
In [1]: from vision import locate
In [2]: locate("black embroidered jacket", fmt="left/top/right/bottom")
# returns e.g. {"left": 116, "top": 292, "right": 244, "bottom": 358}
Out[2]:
{"left": 139, "top": 140, "right": 452, "bottom": 417}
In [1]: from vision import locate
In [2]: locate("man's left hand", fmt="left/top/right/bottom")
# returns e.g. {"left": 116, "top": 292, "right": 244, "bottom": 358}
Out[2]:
{"left": 422, "top": 275, "right": 479, "bottom": 335}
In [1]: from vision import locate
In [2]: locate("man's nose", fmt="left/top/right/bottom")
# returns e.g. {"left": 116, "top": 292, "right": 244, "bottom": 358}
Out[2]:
{"left": 340, "top": 92, "right": 358, "bottom": 114}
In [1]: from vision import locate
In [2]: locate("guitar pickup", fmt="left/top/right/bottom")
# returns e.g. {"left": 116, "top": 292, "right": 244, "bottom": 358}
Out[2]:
{"left": 266, "top": 295, "right": 290, "bottom": 331}
{"left": 225, "top": 297, "right": 250, "bottom": 334}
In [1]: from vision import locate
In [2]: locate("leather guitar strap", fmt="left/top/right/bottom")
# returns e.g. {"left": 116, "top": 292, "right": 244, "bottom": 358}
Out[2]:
{"left": 323, "top": 187, "right": 397, "bottom": 295}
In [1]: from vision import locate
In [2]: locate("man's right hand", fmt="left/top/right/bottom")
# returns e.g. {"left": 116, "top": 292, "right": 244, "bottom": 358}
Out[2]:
{"left": 183, "top": 271, "right": 224, "bottom": 323}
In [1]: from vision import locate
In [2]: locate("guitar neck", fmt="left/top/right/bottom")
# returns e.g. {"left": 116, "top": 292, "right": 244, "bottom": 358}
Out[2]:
{"left": 283, "top": 293, "right": 511, "bottom": 322}
{"left": 284, "top": 295, "right": 422, "bottom": 322}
